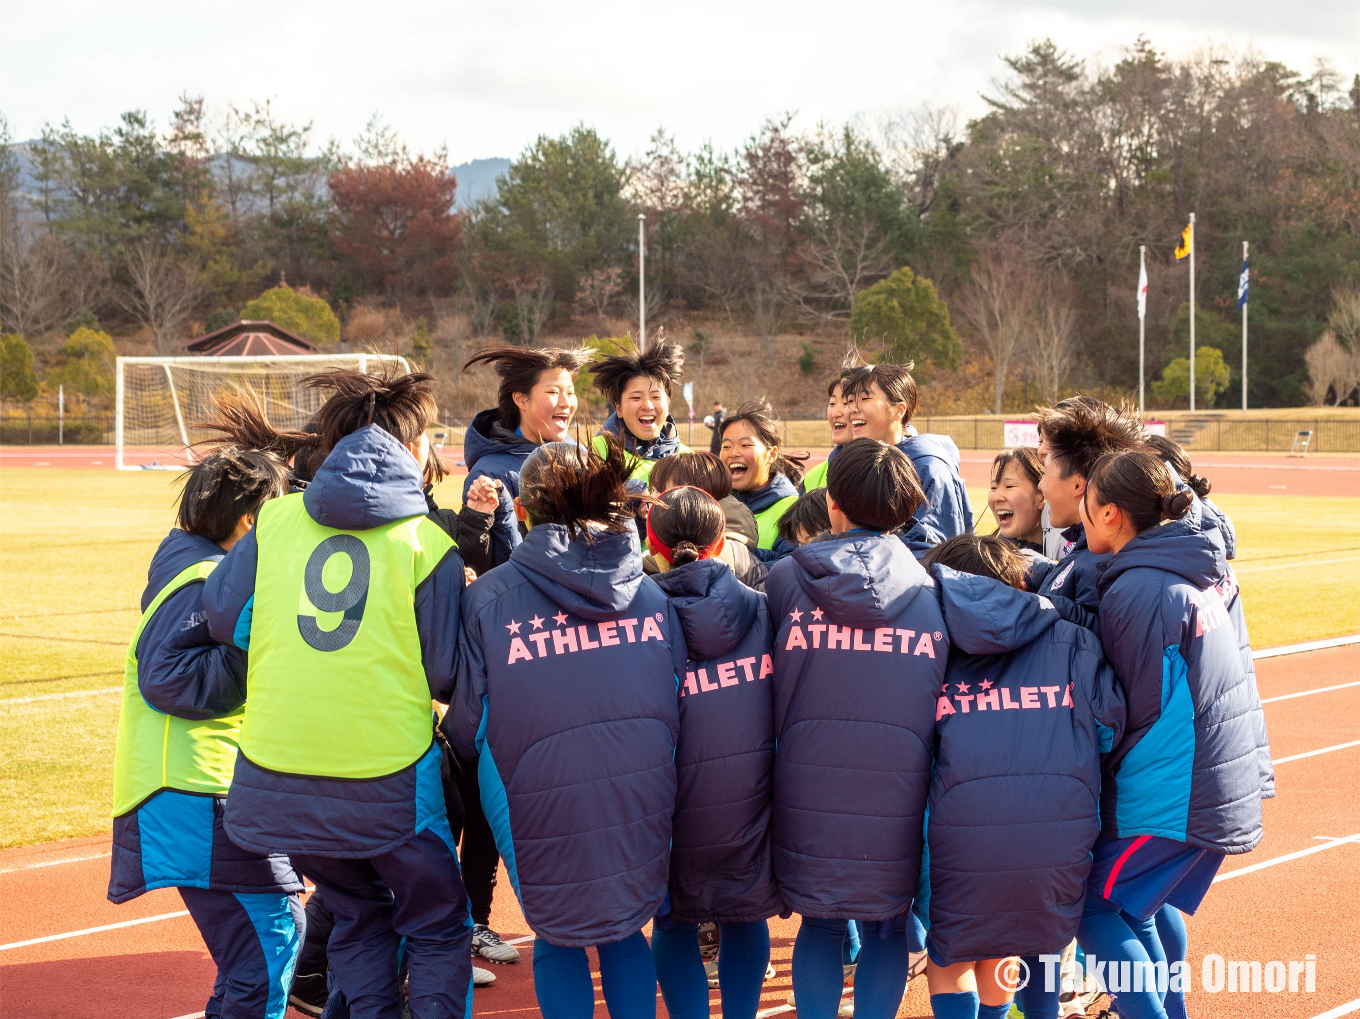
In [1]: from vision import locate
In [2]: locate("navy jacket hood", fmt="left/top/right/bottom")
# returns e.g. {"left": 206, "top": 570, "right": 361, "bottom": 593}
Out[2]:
{"left": 1098, "top": 501, "right": 1226, "bottom": 594}
{"left": 931, "top": 565, "right": 1061, "bottom": 654}
{"left": 653, "top": 559, "right": 760, "bottom": 661}
{"left": 511, "top": 524, "right": 644, "bottom": 620}
{"left": 142, "top": 528, "right": 226, "bottom": 610}
{"left": 303, "top": 425, "right": 428, "bottom": 530}
{"left": 789, "top": 530, "right": 929, "bottom": 629}
{"left": 464, "top": 408, "right": 540, "bottom": 474}
{"left": 735, "top": 473, "right": 798, "bottom": 515}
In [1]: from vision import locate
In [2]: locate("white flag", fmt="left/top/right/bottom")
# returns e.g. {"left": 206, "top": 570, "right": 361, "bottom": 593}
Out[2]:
{"left": 1137, "top": 261, "right": 1148, "bottom": 320}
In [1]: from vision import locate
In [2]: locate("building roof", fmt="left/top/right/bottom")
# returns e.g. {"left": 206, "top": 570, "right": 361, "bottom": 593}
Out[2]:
{"left": 182, "top": 320, "right": 318, "bottom": 356}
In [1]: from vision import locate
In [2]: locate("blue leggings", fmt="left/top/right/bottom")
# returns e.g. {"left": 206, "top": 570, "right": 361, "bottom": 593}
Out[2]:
{"left": 533, "top": 931, "right": 656, "bottom": 1019}
{"left": 793, "top": 917, "right": 909, "bottom": 1019}
{"left": 650, "top": 918, "right": 770, "bottom": 1019}
{"left": 1077, "top": 900, "right": 1168, "bottom": 1019}
{"left": 1013, "top": 955, "right": 1059, "bottom": 1019}
{"left": 1154, "top": 906, "right": 1188, "bottom": 1019}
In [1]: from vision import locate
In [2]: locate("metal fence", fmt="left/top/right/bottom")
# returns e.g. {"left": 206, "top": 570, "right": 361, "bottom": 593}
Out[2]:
{"left": 0, "top": 414, "right": 115, "bottom": 445}
{"left": 777, "top": 416, "right": 1360, "bottom": 454}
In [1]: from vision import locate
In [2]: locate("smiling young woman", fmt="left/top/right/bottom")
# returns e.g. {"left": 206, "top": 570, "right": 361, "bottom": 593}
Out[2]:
{"left": 588, "top": 340, "right": 691, "bottom": 485}
{"left": 719, "top": 400, "right": 807, "bottom": 550}
{"left": 987, "top": 447, "right": 1045, "bottom": 552}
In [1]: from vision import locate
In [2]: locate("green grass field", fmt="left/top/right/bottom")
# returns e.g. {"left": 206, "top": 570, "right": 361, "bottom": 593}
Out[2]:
{"left": 2, "top": 468, "right": 1357, "bottom": 848}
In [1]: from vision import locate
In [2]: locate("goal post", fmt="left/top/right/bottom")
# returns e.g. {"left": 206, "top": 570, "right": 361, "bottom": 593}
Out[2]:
{"left": 114, "top": 354, "right": 411, "bottom": 470}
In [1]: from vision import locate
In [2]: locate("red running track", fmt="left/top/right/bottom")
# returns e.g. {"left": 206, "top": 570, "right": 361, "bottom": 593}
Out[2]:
{"left": 2, "top": 643, "right": 1357, "bottom": 1019}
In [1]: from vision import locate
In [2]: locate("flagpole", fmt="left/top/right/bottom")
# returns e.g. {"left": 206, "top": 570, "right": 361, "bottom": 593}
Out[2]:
{"left": 1139, "top": 245, "right": 1146, "bottom": 416}
{"left": 638, "top": 213, "right": 647, "bottom": 351}
{"left": 1241, "top": 240, "right": 1249, "bottom": 412}
{"left": 1188, "top": 213, "right": 1196, "bottom": 414}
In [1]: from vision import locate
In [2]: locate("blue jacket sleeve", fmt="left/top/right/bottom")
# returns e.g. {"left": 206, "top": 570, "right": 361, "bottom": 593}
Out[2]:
{"left": 912, "top": 458, "right": 971, "bottom": 538}
{"left": 464, "top": 467, "right": 520, "bottom": 568}
{"left": 137, "top": 581, "right": 247, "bottom": 720}
{"left": 443, "top": 604, "right": 488, "bottom": 760}
{"left": 415, "top": 545, "right": 465, "bottom": 703}
{"left": 202, "top": 527, "right": 260, "bottom": 651}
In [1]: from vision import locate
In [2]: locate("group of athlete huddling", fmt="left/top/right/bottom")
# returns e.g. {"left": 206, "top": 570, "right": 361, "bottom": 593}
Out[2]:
{"left": 110, "top": 338, "right": 1270, "bottom": 1019}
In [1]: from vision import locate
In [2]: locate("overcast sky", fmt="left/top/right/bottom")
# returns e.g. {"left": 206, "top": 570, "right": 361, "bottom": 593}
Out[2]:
{"left": 3, "top": 0, "right": 1357, "bottom": 164}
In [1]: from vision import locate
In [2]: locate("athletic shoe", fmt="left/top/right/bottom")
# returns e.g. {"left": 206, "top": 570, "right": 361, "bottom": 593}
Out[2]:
{"left": 472, "top": 924, "right": 521, "bottom": 963}
{"left": 698, "top": 921, "right": 719, "bottom": 962}
{"left": 766, "top": 962, "right": 776, "bottom": 980}
{"left": 705, "top": 959, "right": 720, "bottom": 988}
{"left": 907, "top": 951, "right": 928, "bottom": 982}
{"left": 838, "top": 998, "right": 854, "bottom": 1017}
{"left": 287, "top": 971, "right": 327, "bottom": 1017}
{"left": 473, "top": 965, "right": 497, "bottom": 987}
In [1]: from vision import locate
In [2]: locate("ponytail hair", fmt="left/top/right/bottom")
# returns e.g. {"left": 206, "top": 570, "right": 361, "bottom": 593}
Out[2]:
{"left": 719, "top": 399, "right": 809, "bottom": 485}
{"left": 646, "top": 486, "right": 725, "bottom": 566}
{"left": 462, "top": 344, "right": 591, "bottom": 430}
{"left": 1143, "top": 434, "right": 1212, "bottom": 498}
{"left": 197, "top": 386, "right": 318, "bottom": 462}
{"left": 518, "top": 435, "right": 636, "bottom": 539}
{"left": 1086, "top": 448, "right": 1193, "bottom": 535}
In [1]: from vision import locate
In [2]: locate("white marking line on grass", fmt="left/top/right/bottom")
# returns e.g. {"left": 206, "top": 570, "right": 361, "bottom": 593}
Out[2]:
{"left": 1213, "top": 834, "right": 1360, "bottom": 883}
{"left": 0, "top": 850, "right": 110, "bottom": 874}
{"left": 1272, "top": 739, "right": 1360, "bottom": 765}
{"left": 1309, "top": 998, "right": 1360, "bottom": 1019}
{"left": 0, "top": 910, "right": 189, "bottom": 951}
{"left": 0, "top": 686, "right": 121, "bottom": 706}
{"left": 1253, "top": 634, "right": 1360, "bottom": 659}
{"left": 1261, "top": 680, "right": 1360, "bottom": 703}
{"left": 1236, "top": 554, "right": 1360, "bottom": 574}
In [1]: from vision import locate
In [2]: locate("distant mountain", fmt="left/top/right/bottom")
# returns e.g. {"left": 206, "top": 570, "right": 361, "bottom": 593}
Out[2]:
{"left": 450, "top": 158, "right": 510, "bottom": 210}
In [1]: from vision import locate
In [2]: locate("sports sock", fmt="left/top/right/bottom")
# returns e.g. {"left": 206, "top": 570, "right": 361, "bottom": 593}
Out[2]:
{"left": 716, "top": 920, "right": 771, "bottom": 1019}
{"left": 977, "top": 1003, "right": 1012, "bottom": 1019}
{"left": 1154, "top": 906, "right": 1189, "bottom": 1019}
{"left": 929, "top": 990, "right": 979, "bottom": 1018}
{"left": 650, "top": 921, "right": 708, "bottom": 1019}
{"left": 1014, "top": 954, "right": 1060, "bottom": 1019}
{"left": 597, "top": 930, "right": 659, "bottom": 1019}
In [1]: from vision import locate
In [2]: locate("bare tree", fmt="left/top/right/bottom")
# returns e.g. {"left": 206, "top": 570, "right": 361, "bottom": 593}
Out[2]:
{"left": 577, "top": 266, "right": 623, "bottom": 320}
{"left": 957, "top": 245, "right": 1037, "bottom": 413}
{"left": 1329, "top": 284, "right": 1360, "bottom": 350}
{"left": 1303, "top": 330, "right": 1360, "bottom": 406}
{"left": 510, "top": 275, "right": 553, "bottom": 345}
{"left": 1032, "top": 281, "right": 1078, "bottom": 403}
{"left": 119, "top": 242, "right": 204, "bottom": 352}
{"left": 0, "top": 234, "right": 73, "bottom": 337}
{"left": 878, "top": 104, "right": 963, "bottom": 217}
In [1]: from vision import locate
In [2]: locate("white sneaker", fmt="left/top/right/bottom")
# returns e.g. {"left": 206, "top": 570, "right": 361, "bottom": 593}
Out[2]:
{"left": 838, "top": 998, "right": 854, "bottom": 1017}
{"left": 473, "top": 965, "right": 496, "bottom": 986}
{"left": 472, "top": 924, "right": 521, "bottom": 963}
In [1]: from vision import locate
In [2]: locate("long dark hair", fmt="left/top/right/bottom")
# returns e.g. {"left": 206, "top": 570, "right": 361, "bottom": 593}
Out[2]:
{"left": 462, "top": 344, "right": 591, "bottom": 430}
{"left": 518, "top": 435, "right": 637, "bottom": 539}
{"left": 301, "top": 360, "right": 446, "bottom": 482}
{"left": 648, "top": 450, "right": 732, "bottom": 499}
{"left": 179, "top": 387, "right": 297, "bottom": 542}
{"left": 1086, "top": 448, "right": 1193, "bottom": 534}
{"left": 719, "top": 399, "right": 809, "bottom": 485}
{"left": 1144, "top": 434, "right": 1211, "bottom": 498}
{"left": 922, "top": 534, "right": 1027, "bottom": 589}
{"left": 647, "top": 486, "right": 725, "bottom": 566}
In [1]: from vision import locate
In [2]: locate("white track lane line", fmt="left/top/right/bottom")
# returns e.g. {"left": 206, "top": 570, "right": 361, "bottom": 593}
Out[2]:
{"left": 1253, "top": 634, "right": 1360, "bottom": 658}
{"left": 166, "top": 1013, "right": 206, "bottom": 1019}
{"left": 1213, "top": 834, "right": 1360, "bottom": 883}
{"left": 0, "top": 910, "right": 189, "bottom": 951}
{"left": 0, "top": 850, "right": 111, "bottom": 874}
{"left": 1272, "top": 740, "right": 1360, "bottom": 765}
{"left": 1309, "top": 999, "right": 1360, "bottom": 1019}
{"left": 0, "top": 687, "right": 121, "bottom": 706}
{"left": 1261, "top": 680, "right": 1360, "bottom": 704}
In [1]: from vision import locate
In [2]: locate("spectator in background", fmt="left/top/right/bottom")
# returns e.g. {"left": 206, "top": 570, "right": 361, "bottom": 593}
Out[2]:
{"left": 708, "top": 402, "right": 726, "bottom": 456}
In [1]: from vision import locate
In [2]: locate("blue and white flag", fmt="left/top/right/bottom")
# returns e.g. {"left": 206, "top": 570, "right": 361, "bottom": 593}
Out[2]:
{"left": 1237, "top": 257, "right": 1249, "bottom": 310}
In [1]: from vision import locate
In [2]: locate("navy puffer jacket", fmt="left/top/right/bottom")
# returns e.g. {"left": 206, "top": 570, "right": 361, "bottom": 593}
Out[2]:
{"left": 462, "top": 408, "right": 540, "bottom": 567}
{"left": 446, "top": 524, "right": 687, "bottom": 946}
{"left": 1026, "top": 525, "right": 1109, "bottom": 635}
{"left": 925, "top": 566, "right": 1125, "bottom": 964}
{"left": 766, "top": 531, "right": 948, "bottom": 920}
{"left": 652, "top": 559, "right": 782, "bottom": 925}
{"left": 1096, "top": 501, "right": 1266, "bottom": 854}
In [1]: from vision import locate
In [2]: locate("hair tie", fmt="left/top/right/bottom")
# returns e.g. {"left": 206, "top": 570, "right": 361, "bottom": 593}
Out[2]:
{"left": 645, "top": 507, "right": 724, "bottom": 565}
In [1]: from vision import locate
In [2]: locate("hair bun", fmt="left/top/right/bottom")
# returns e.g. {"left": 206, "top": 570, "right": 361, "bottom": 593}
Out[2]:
{"left": 671, "top": 541, "right": 702, "bottom": 566}
{"left": 1162, "top": 490, "right": 1193, "bottom": 520}
{"left": 1188, "top": 473, "right": 1212, "bottom": 498}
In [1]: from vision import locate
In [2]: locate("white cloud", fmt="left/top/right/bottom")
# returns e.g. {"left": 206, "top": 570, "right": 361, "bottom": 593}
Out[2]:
{"left": 2, "top": 0, "right": 1356, "bottom": 162}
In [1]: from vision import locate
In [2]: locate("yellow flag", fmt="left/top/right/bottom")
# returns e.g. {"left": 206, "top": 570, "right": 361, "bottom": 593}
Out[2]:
{"left": 1174, "top": 220, "right": 1193, "bottom": 260}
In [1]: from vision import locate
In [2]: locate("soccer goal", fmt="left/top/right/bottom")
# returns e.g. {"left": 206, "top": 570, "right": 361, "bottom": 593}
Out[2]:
{"left": 115, "top": 354, "right": 411, "bottom": 470}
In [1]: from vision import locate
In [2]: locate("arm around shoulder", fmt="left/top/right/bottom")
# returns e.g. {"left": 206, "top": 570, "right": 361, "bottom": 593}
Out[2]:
{"left": 202, "top": 527, "right": 259, "bottom": 651}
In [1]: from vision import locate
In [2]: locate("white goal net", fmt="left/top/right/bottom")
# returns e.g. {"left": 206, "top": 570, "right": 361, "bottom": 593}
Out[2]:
{"left": 115, "top": 354, "right": 411, "bottom": 469}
